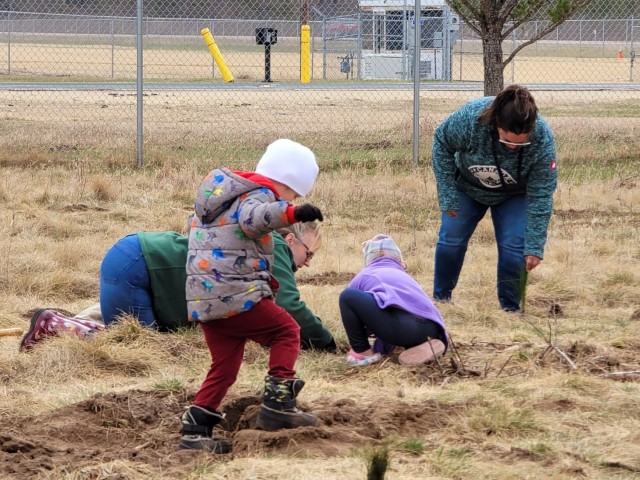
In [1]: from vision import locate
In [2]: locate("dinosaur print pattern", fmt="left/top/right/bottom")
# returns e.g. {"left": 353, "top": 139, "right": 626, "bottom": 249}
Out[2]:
{"left": 233, "top": 249, "right": 248, "bottom": 270}
{"left": 186, "top": 167, "right": 294, "bottom": 322}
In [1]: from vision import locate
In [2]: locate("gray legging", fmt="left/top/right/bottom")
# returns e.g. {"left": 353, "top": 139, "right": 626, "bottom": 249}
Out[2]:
{"left": 339, "top": 287, "right": 444, "bottom": 354}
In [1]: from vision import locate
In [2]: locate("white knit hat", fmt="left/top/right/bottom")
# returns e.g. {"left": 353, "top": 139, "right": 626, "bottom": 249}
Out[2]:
{"left": 363, "top": 234, "right": 404, "bottom": 267}
{"left": 255, "top": 139, "right": 319, "bottom": 197}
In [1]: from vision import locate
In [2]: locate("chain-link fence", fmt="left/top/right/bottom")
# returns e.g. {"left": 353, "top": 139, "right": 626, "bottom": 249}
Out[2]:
{"left": 1, "top": 0, "right": 639, "bottom": 164}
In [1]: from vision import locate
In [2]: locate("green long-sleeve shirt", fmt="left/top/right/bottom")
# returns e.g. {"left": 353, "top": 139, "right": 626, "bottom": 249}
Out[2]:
{"left": 272, "top": 233, "right": 334, "bottom": 350}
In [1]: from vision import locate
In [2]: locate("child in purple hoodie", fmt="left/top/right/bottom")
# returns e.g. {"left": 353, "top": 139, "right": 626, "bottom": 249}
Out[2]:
{"left": 339, "top": 234, "right": 448, "bottom": 366}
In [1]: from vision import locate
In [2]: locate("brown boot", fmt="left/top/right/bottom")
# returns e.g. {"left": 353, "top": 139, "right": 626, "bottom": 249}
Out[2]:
{"left": 255, "top": 376, "right": 318, "bottom": 431}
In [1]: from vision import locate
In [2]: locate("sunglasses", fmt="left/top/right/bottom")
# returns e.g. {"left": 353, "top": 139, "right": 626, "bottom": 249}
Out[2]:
{"left": 498, "top": 138, "right": 531, "bottom": 147}
{"left": 297, "top": 237, "right": 315, "bottom": 262}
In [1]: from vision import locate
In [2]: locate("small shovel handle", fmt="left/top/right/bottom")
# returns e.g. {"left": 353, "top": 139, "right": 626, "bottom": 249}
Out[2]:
{"left": 0, "top": 328, "right": 23, "bottom": 337}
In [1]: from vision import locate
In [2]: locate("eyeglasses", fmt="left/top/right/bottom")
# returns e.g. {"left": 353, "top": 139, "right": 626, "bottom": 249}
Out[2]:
{"left": 498, "top": 138, "right": 531, "bottom": 147}
{"left": 297, "top": 237, "right": 315, "bottom": 262}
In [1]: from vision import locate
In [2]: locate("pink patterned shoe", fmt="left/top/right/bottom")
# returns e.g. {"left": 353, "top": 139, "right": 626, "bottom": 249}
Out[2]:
{"left": 346, "top": 349, "right": 382, "bottom": 367}
{"left": 398, "top": 339, "right": 446, "bottom": 365}
{"left": 20, "top": 309, "right": 58, "bottom": 351}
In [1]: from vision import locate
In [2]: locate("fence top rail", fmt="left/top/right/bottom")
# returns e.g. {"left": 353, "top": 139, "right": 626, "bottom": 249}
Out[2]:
{"left": 1, "top": 10, "right": 638, "bottom": 23}
{"left": 1, "top": 82, "right": 638, "bottom": 92}
{"left": 0, "top": 11, "right": 329, "bottom": 23}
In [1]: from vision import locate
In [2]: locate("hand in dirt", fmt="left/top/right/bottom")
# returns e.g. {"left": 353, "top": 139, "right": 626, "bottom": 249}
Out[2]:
{"left": 525, "top": 255, "right": 541, "bottom": 272}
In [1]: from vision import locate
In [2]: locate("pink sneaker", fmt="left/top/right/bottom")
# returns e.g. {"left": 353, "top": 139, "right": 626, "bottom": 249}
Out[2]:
{"left": 346, "top": 349, "right": 382, "bottom": 367}
{"left": 398, "top": 339, "right": 446, "bottom": 366}
{"left": 20, "top": 309, "right": 58, "bottom": 351}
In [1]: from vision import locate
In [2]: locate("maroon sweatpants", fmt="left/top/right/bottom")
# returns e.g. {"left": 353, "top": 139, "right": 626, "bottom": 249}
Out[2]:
{"left": 193, "top": 298, "right": 301, "bottom": 412}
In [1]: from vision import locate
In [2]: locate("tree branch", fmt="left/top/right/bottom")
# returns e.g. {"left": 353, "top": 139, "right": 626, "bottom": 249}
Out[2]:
{"left": 602, "top": 371, "right": 640, "bottom": 381}
{"left": 498, "top": 0, "right": 521, "bottom": 24}
{"left": 502, "top": 0, "right": 594, "bottom": 67}
{"left": 448, "top": 0, "right": 484, "bottom": 37}
{"left": 518, "top": 314, "right": 577, "bottom": 370}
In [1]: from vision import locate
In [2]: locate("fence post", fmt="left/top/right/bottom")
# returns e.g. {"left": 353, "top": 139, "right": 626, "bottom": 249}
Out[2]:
{"left": 579, "top": 20, "right": 582, "bottom": 57}
{"left": 511, "top": 27, "right": 516, "bottom": 83}
{"left": 459, "top": 21, "right": 463, "bottom": 81}
{"left": 602, "top": 19, "right": 605, "bottom": 57}
{"left": 356, "top": 11, "right": 362, "bottom": 80}
{"left": 632, "top": 15, "right": 635, "bottom": 54}
{"left": 402, "top": 0, "right": 408, "bottom": 80}
{"left": 625, "top": 17, "right": 629, "bottom": 46}
{"left": 111, "top": 16, "right": 115, "bottom": 79}
{"left": 311, "top": 21, "right": 315, "bottom": 80}
{"left": 210, "top": 20, "right": 215, "bottom": 78}
{"left": 7, "top": 9, "right": 11, "bottom": 75}
{"left": 322, "top": 18, "right": 326, "bottom": 80}
{"left": 412, "top": 0, "right": 421, "bottom": 167}
{"left": 136, "top": 0, "right": 144, "bottom": 168}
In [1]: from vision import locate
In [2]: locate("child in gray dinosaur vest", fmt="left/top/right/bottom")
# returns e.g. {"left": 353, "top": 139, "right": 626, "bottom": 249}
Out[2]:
{"left": 180, "top": 139, "right": 324, "bottom": 452}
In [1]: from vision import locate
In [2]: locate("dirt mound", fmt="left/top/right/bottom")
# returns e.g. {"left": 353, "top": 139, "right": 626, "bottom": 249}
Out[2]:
{"left": 0, "top": 389, "right": 458, "bottom": 479}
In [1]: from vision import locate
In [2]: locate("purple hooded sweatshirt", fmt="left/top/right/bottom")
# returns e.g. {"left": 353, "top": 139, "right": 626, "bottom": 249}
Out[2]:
{"left": 349, "top": 257, "right": 448, "bottom": 352}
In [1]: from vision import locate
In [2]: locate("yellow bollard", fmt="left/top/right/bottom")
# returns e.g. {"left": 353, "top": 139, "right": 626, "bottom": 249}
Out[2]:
{"left": 200, "top": 28, "right": 234, "bottom": 83}
{"left": 300, "top": 25, "right": 311, "bottom": 84}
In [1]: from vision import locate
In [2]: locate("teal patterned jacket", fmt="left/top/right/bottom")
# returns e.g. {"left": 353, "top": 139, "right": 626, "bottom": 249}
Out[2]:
{"left": 186, "top": 168, "right": 296, "bottom": 322}
{"left": 432, "top": 97, "right": 557, "bottom": 258}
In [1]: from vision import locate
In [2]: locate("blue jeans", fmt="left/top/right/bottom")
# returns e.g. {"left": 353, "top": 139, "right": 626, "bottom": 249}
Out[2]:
{"left": 339, "top": 288, "right": 444, "bottom": 353}
{"left": 99, "top": 234, "right": 157, "bottom": 328}
{"left": 433, "top": 188, "right": 527, "bottom": 311}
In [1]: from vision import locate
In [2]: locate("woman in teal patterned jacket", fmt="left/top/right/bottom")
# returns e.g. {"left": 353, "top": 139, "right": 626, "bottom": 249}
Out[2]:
{"left": 431, "top": 85, "right": 557, "bottom": 312}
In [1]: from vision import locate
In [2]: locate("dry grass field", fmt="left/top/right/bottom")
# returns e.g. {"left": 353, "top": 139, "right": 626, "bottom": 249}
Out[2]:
{"left": 0, "top": 38, "right": 636, "bottom": 83}
{"left": 0, "top": 91, "right": 639, "bottom": 480}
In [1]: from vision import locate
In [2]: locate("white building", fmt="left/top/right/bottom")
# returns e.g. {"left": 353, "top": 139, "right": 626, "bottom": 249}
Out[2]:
{"left": 357, "top": 0, "right": 459, "bottom": 80}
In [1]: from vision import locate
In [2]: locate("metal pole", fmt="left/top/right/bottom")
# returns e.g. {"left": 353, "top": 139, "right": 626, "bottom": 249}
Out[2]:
{"left": 322, "top": 18, "right": 327, "bottom": 80}
{"left": 110, "top": 17, "right": 115, "bottom": 79}
{"left": 459, "top": 21, "right": 463, "bottom": 80}
{"left": 631, "top": 15, "right": 635, "bottom": 55}
{"left": 7, "top": 9, "right": 11, "bottom": 75}
{"left": 602, "top": 19, "right": 605, "bottom": 58}
{"left": 211, "top": 20, "right": 215, "bottom": 78}
{"left": 301, "top": 0, "right": 310, "bottom": 25}
{"left": 264, "top": 43, "right": 272, "bottom": 82}
{"left": 402, "top": 0, "right": 407, "bottom": 80}
{"left": 631, "top": 15, "right": 635, "bottom": 54}
{"left": 136, "top": 0, "right": 143, "bottom": 168}
{"left": 443, "top": 3, "right": 451, "bottom": 81}
{"left": 356, "top": 12, "right": 362, "bottom": 80}
{"left": 412, "top": 0, "right": 421, "bottom": 167}
{"left": 579, "top": 20, "right": 582, "bottom": 58}
{"left": 511, "top": 27, "right": 515, "bottom": 83}
{"left": 311, "top": 21, "right": 315, "bottom": 80}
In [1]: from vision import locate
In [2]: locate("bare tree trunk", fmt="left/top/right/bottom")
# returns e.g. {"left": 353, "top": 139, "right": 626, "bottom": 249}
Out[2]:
{"left": 482, "top": 33, "right": 504, "bottom": 95}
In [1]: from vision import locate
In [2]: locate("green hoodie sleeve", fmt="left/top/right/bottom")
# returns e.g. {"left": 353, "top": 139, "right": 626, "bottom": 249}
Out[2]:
{"left": 272, "top": 233, "right": 334, "bottom": 349}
